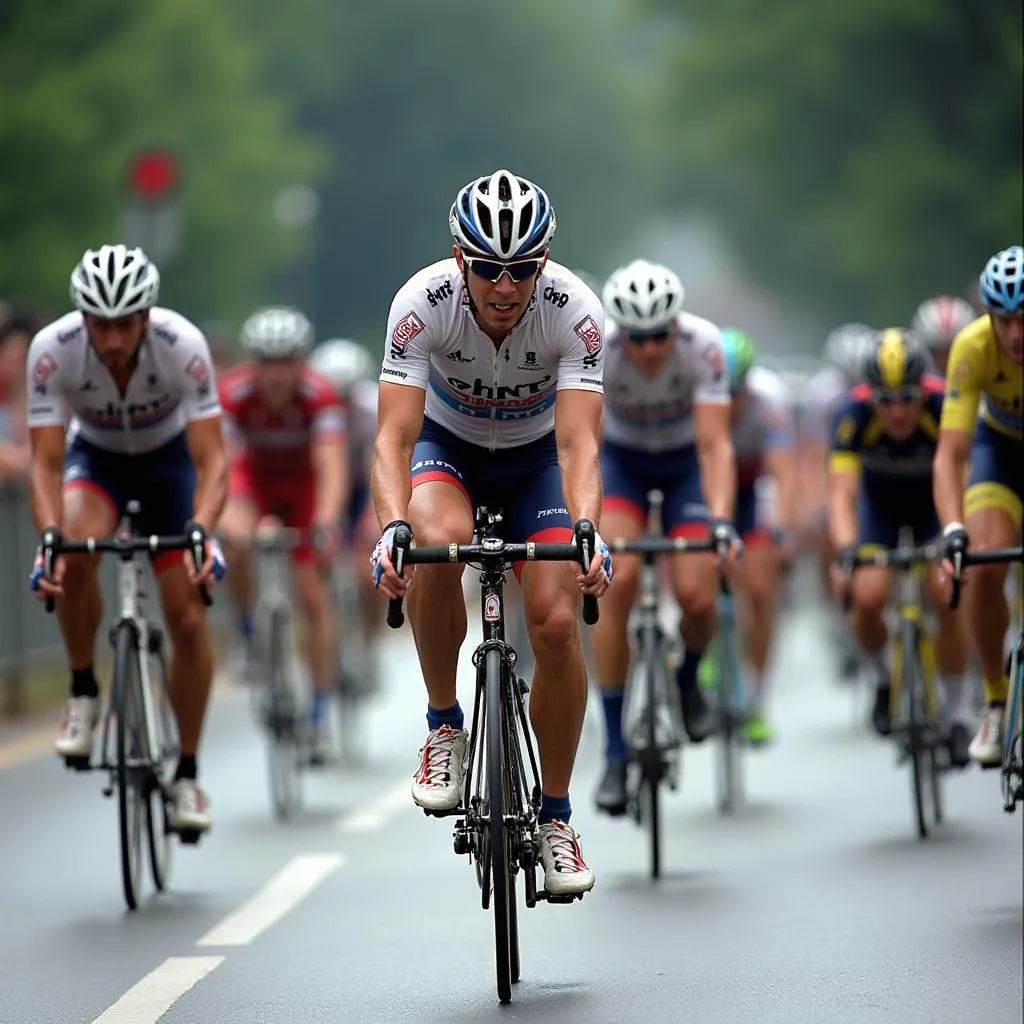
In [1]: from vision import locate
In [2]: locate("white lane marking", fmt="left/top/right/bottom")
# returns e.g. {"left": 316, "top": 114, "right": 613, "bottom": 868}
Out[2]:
{"left": 196, "top": 854, "right": 343, "bottom": 947}
{"left": 91, "top": 955, "right": 224, "bottom": 1024}
{"left": 335, "top": 778, "right": 412, "bottom": 833}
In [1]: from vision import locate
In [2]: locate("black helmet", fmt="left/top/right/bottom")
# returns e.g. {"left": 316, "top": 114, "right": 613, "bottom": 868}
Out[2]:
{"left": 862, "top": 328, "right": 929, "bottom": 388}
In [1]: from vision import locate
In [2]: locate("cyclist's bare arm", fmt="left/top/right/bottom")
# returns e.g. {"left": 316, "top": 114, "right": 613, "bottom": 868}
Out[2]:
{"left": 694, "top": 401, "right": 736, "bottom": 519}
{"left": 555, "top": 389, "right": 603, "bottom": 525}
{"left": 28, "top": 425, "right": 66, "bottom": 533}
{"left": 933, "top": 427, "right": 972, "bottom": 529}
{"left": 828, "top": 466, "right": 860, "bottom": 551}
{"left": 312, "top": 433, "right": 348, "bottom": 527}
{"left": 371, "top": 382, "right": 425, "bottom": 529}
{"left": 185, "top": 416, "right": 229, "bottom": 534}
{"left": 764, "top": 444, "right": 796, "bottom": 533}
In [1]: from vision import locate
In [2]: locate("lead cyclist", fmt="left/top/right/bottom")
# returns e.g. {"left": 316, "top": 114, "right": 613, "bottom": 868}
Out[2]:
{"left": 371, "top": 170, "right": 611, "bottom": 897}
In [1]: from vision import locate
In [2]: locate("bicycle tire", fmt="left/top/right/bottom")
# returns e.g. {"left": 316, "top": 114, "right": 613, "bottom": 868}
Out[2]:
{"left": 485, "top": 648, "right": 512, "bottom": 1005}
{"left": 113, "top": 622, "right": 147, "bottom": 910}
{"left": 640, "top": 623, "right": 662, "bottom": 879}
{"left": 266, "top": 607, "right": 301, "bottom": 821}
{"left": 145, "top": 636, "right": 178, "bottom": 892}
{"left": 921, "top": 633, "right": 943, "bottom": 827}
{"left": 1002, "top": 639, "right": 1024, "bottom": 811}
{"left": 503, "top": 678, "right": 521, "bottom": 986}
{"left": 716, "top": 606, "right": 742, "bottom": 816}
{"left": 901, "top": 621, "right": 928, "bottom": 839}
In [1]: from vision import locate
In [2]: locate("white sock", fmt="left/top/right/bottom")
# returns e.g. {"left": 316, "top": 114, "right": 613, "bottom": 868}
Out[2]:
{"left": 941, "top": 674, "right": 976, "bottom": 725}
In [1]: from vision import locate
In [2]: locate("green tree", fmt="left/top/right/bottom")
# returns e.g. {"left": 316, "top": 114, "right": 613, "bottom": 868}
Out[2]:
{"left": 231, "top": 0, "right": 655, "bottom": 339}
{"left": 0, "top": 0, "right": 320, "bottom": 322}
{"left": 646, "top": 0, "right": 1024, "bottom": 327}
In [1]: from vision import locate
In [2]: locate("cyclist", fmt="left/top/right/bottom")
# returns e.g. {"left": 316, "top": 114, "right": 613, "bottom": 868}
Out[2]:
{"left": 829, "top": 329, "right": 972, "bottom": 758}
{"left": 26, "top": 244, "right": 227, "bottom": 833}
{"left": 591, "top": 258, "right": 740, "bottom": 816}
{"left": 371, "top": 169, "right": 611, "bottom": 896}
{"left": 218, "top": 308, "right": 348, "bottom": 764}
{"left": 934, "top": 245, "right": 1023, "bottom": 766}
{"left": 308, "top": 338, "right": 385, "bottom": 663}
{"left": 805, "top": 323, "right": 877, "bottom": 679}
{"left": 716, "top": 328, "right": 796, "bottom": 745}
{"left": 911, "top": 296, "right": 978, "bottom": 378}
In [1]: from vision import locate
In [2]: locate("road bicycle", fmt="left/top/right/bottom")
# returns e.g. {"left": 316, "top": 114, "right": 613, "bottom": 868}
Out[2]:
{"left": 40, "top": 502, "right": 210, "bottom": 909}
{"left": 387, "top": 509, "right": 598, "bottom": 1005}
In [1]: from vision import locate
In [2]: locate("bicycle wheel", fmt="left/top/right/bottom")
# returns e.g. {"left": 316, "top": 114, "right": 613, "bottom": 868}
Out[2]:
{"left": 502, "top": 674, "right": 521, "bottom": 986}
{"left": 639, "top": 624, "right": 662, "bottom": 879}
{"left": 266, "top": 607, "right": 302, "bottom": 821}
{"left": 113, "top": 622, "right": 147, "bottom": 911}
{"left": 484, "top": 648, "right": 512, "bottom": 1005}
{"left": 145, "top": 635, "right": 178, "bottom": 892}
{"left": 716, "top": 615, "right": 742, "bottom": 816}
{"left": 1002, "top": 640, "right": 1024, "bottom": 812}
{"left": 902, "top": 623, "right": 928, "bottom": 839}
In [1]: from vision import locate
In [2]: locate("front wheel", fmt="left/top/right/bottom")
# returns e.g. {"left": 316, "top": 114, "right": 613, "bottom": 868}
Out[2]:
{"left": 485, "top": 649, "right": 512, "bottom": 1005}
{"left": 113, "top": 623, "right": 147, "bottom": 910}
{"left": 265, "top": 607, "right": 302, "bottom": 821}
{"left": 146, "top": 636, "right": 178, "bottom": 891}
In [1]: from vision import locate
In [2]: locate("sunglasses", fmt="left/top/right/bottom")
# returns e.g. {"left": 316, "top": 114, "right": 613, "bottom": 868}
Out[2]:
{"left": 872, "top": 385, "right": 922, "bottom": 405}
{"left": 462, "top": 254, "right": 542, "bottom": 283}
{"left": 626, "top": 329, "right": 672, "bottom": 345}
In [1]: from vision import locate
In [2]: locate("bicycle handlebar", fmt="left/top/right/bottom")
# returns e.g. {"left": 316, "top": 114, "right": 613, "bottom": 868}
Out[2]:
{"left": 609, "top": 535, "right": 733, "bottom": 595}
{"left": 40, "top": 528, "right": 212, "bottom": 612}
{"left": 949, "top": 546, "right": 1024, "bottom": 610}
{"left": 386, "top": 520, "right": 600, "bottom": 629}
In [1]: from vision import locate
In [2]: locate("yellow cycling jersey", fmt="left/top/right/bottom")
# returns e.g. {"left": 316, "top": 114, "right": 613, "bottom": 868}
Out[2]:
{"left": 940, "top": 316, "right": 1022, "bottom": 440}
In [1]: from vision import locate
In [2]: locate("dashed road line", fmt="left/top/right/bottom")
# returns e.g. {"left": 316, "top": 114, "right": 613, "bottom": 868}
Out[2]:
{"left": 91, "top": 955, "right": 224, "bottom": 1024}
{"left": 335, "top": 778, "right": 413, "bottom": 833}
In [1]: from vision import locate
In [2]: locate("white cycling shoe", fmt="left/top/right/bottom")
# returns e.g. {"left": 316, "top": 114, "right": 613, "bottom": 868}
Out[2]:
{"left": 54, "top": 696, "right": 100, "bottom": 760}
{"left": 168, "top": 779, "right": 212, "bottom": 833}
{"left": 539, "top": 820, "right": 595, "bottom": 896}
{"left": 411, "top": 725, "right": 468, "bottom": 811}
{"left": 968, "top": 706, "right": 1004, "bottom": 768}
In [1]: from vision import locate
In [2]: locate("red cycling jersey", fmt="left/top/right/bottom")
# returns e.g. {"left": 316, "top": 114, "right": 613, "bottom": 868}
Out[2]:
{"left": 220, "top": 363, "right": 345, "bottom": 559}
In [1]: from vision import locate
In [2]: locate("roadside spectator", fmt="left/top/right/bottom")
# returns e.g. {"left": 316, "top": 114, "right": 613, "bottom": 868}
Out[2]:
{"left": 0, "top": 311, "right": 35, "bottom": 482}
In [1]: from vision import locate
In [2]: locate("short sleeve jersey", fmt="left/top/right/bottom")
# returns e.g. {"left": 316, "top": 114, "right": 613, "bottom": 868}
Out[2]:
{"left": 379, "top": 259, "right": 604, "bottom": 450}
{"left": 732, "top": 366, "right": 795, "bottom": 486}
{"left": 26, "top": 307, "right": 221, "bottom": 454}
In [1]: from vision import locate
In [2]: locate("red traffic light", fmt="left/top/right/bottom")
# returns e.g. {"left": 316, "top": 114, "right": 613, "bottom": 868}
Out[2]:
{"left": 128, "top": 149, "right": 180, "bottom": 201}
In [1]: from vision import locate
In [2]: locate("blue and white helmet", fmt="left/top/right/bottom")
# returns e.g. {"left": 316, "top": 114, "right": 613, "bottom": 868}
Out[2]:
{"left": 449, "top": 170, "right": 556, "bottom": 260}
{"left": 979, "top": 245, "right": 1024, "bottom": 314}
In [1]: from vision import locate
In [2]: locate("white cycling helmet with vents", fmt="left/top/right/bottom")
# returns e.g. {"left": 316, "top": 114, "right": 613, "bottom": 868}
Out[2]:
{"left": 69, "top": 244, "right": 160, "bottom": 318}
{"left": 823, "top": 322, "right": 876, "bottom": 381}
{"left": 309, "top": 338, "right": 373, "bottom": 396}
{"left": 240, "top": 306, "right": 313, "bottom": 358}
{"left": 911, "top": 295, "right": 977, "bottom": 349}
{"left": 449, "top": 169, "right": 556, "bottom": 260}
{"left": 602, "top": 259, "right": 685, "bottom": 332}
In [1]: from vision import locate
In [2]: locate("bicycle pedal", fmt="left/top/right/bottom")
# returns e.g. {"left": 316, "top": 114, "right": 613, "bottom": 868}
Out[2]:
{"left": 63, "top": 754, "right": 92, "bottom": 772}
{"left": 177, "top": 829, "right": 202, "bottom": 846}
{"left": 538, "top": 889, "right": 585, "bottom": 905}
{"left": 422, "top": 806, "right": 465, "bottom": 818}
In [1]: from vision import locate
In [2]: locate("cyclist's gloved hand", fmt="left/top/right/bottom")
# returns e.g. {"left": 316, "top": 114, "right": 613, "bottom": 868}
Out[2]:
{"left": 184, "top": 520, "right": 227, "bottom": 585}
{"left": 709, "top": 517, "right": 742, "bottom": 560}
{"left": 940, "top": 521, "right": 969, "bottom": 586}
{"left": 29, "top": 545, "right": 45, "bottom": 592}
{"left": 593, "top": 529, "right": 613, "bottom": 585}
{"left": 207, "top": 537, "right": 228, "bottom": 582}
{"left": 371, "top": 520, "right": 412, "bottom": 591}
{"left": 30, "top": 526, "right": 63, "bottom": 600}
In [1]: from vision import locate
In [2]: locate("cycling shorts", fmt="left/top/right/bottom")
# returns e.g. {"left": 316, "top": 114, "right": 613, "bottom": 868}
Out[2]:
{"left": 965, "top": 419, "right": 1023, "bottom": 529}
{"left": 229, "top": 458, "right": 317, "bottom": 564}
{"left": 344, "top": 483, "right": 373, "bottom": 543}
{"left": 734, "top": 481, "right": 774, "bottom": 548}
{"left": 858, "top": 487, "right": 938, "bottom": 551}
{"left": 411, "top": 418, "right": 572, "bottom": 577}
{"left": 63, "top": 431, "right": 196, "bottom": 574}
{"left": 601, "top": 441, "right": 708, "bottom": 537}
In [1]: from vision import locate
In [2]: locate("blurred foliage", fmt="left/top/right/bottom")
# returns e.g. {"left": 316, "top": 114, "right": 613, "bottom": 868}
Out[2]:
{"left": 646, "top": 0, "right": 1024, "bottom": 326}
{"left": 0, "top": 0, "right": 320, "bottom": 322}
{"left": 230, "top": 0, "right": 652, "bottom": 341}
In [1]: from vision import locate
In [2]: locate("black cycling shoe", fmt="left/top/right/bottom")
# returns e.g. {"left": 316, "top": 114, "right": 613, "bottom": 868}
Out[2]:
{"left": 595, "top": 759, "right": 628, "bottom": 816}
{"left": 681, "top": 686, "right": 717, "bottom": 743}
{"left": 947, "top": 722, "right": 971, "bottom": 769}
{"left": 871, "top": 684, "right": 893, "bottom": 737}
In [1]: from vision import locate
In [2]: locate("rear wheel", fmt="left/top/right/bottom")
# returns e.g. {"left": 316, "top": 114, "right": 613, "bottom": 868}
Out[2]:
{"left": 113, "top": 623, "right": 147, "bottom": 910}
{"left": 145, "top": 635, "right": 178, "bottom": 892}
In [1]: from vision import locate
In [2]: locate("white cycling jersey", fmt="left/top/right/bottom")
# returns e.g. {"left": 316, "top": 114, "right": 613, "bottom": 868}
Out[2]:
{"left": 732, "top": 366, "right": 793, "bottom": 470}
{"left": 802, "top": 365, "right": 851, "bottom": 444}
{"left": 601, "top": 313, "right": 730, "bottom": 453}
{"left": 380, "top": 259, "right": 604, "bottom": 450}
{"left": 26, "top": 307, "right": 221, "bottom": 454}
{"left": 348, "top": 379, "right": 378, "bottom": 484}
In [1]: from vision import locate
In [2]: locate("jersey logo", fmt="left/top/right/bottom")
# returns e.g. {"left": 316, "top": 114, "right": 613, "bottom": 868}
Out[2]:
{"left": 446, "top": 350, "right": 475, "bottom": 363}
{"left": 543, "top": 286, "right": 569, "bottom": 309}
{"left": 701, "top": 342, "right": 725, "bottom": 380}
{"left": 185, "top": 355, "right": 211, "bottom": 398}
{"left": 835, "top": 415, "right": 857, "bottom": 446}
{"left": 425, "top": 281, "right": 454, "bottom": 307}
{"left": 574, "top": 315, "right": 602, "bottom": 354}
{"left": 392, "top": 311, "right": 425, "bottom": 355}
{"left": 33, "top": 353, "right": 57, "bottom": 394}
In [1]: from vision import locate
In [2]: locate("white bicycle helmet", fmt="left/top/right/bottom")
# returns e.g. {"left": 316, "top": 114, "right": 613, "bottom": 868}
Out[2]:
{"left": 309, "top": 338, "right": 373, "bottom": 397}
{"left": 823, "top": 322, "right": 876, "bottom": 381}
{"left": 449, "top": 169, "right": 556, "bottom": 259}
{"left": 240, "top": 306, "right": 313, "bottom": 358}
{"left": 602, "top": 259, "right": 685, "bottom": 332}
{"left": 979, "top": 245, "right": 1024, "bottom": 314}
{"left": 911, "top": 296, "right": 977, "bottom": 349}
{"left": 70, "top": 244, "right": 160, "bottom": 318}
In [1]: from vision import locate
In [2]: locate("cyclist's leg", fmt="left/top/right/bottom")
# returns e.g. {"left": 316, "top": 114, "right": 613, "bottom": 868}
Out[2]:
{"left": 663, "top": 449, "right": 719, "bottom": 741}
{"left": 405, "top": 427, "right": 475, "bottom": 811}
{"left": 591, "top": 442, "right": 645, "bottom": 804}
{"left": 217, "top": 459, "right": 261, "bottom": 658}
{"left": 963, "top": 423, "right": 1022, "bottom": 765}
{"left": 53, "top": 442, "right": 118, "bottom": 756}
{"left": 733, "top": 482, "right": 780, "bottom": 743}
